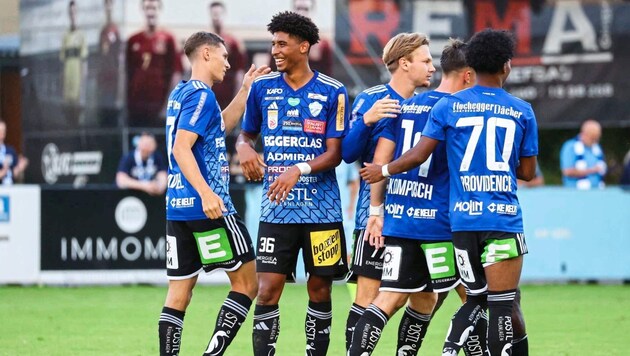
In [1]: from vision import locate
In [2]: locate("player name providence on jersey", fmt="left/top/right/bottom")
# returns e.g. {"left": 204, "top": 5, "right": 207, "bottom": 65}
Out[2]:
{"left": 381, "top": 91, "right": 451, "bottom": 240}
{"left": 165, "top": 80, "right": 235, "bottom": 220}
{"left": 242, "top": 71, "right": 349, "bottom": 224}
{"left": 348, "top": 84, "right": 405, "bottom": 230}
{"left": 423, "top": 85, "right": 539, "bottom": 233}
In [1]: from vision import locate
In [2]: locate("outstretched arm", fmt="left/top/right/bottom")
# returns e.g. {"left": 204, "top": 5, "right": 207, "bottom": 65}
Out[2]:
{"left": 222, "top": 64, "right": 271, "bottom": 133}
{"left": 361, "top": 136, "right": 439, "bottom": 184}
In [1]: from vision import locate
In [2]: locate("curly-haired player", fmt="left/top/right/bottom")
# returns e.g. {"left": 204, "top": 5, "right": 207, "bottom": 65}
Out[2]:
{"left": 236, "top": 11, "right": 349, "bottom": 356}
{"left": 360, "top": 28, "right": 538, "bottom": 356}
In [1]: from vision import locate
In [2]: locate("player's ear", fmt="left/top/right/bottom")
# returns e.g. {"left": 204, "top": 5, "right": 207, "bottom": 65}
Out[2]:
{"left": 300, "top": 41, "right": 310, "bottom": 54}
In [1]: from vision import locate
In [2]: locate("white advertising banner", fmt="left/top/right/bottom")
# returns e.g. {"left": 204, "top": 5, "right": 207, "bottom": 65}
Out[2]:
{"left": 0, "top": 185, "right": 41, "bottom": 284}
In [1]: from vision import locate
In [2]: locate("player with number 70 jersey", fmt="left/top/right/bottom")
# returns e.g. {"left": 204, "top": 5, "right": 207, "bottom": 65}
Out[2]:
{"left": 422, "top": 86, "right": 538, "bottom": 233}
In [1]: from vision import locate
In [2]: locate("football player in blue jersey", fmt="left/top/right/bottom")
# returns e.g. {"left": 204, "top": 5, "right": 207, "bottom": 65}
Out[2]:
{"left": 235, "top": 11, "right": 349, "bottom": 356}
{"left": 361, "top": 29, "right": 538, "bottom": 356}
{"left": 340, "top": 32, "right": 440, "bottom": 352}
{"left": 158, "top": 31, "right": 269, "bottom": 356}
{"left": 348, "top": 38, "right": 474, "bottom": 356}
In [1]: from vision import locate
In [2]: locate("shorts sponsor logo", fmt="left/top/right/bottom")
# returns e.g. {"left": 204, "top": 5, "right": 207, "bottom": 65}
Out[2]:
{"left": 0, "top": 196, "right": 10, "bottom": 222}
{"left": 115, "top": 197, "right": 147, "bottom": 233}
{"left": 194, "top": 227, "right": 233, "bottom": 264}
{"left": 166, "top": 235, "right": 179, "bottom": 269}
{"left": 310, "top": 229, "right": 341, "bottom": 266}
{"left": 453, "top": 200, "right": 483, "bottom": 216}
{"left": 257, "top": 255, "right": 278, "bottom": 265}
{"left": 482, "top": 239, "right": 518, "bottom": 264}
{"left": 487, "top": 203, "right": 518, "bottom": 215}
{"left": 382, "top": 246, "right": 402, "bottom": 281}
{"left": 309, "top": 101, "right": 323, "bottom": 117}
{"left": 455, "top": 248, "right": 475, "bottom": 283}
{"left": 308, "top": 93, "right": 327, "bottom": 101}
{"left": 422, "top": 242, "right": 456, "bottom": 279}
{"left": 170, "top": 197, "right": 196, "bottom": 208}
{"left": 304, "top": 119, "right": 326, "bottom": 134}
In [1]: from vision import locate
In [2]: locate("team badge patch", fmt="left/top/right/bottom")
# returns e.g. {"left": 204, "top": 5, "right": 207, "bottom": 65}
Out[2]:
{"left": 309, "top": 101, "right": 323, "bottom": 117}
{"left": 267, "top": 101, "right": 279, "bottom": 129}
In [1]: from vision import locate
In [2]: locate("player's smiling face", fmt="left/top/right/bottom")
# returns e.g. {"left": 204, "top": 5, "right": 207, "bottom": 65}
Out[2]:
{"left": 271, "top": 31, "right": 307, "bottom": 73}
{"left": 407, "top": 44, "right": 435, "bottom": 88}
{"left": 206, "top": 43, "right": 230, "bottom": 83}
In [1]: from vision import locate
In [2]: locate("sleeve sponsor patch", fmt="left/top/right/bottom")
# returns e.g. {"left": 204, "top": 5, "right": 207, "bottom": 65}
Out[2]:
{"left": 336, "top": 93, "right": 346, "bottom": 131}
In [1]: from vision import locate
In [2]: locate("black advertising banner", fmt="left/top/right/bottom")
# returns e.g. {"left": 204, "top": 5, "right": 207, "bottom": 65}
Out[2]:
{"left": 335, "top": 0, "right": 630, "bottom": 128}
{"left": 40, "top": 188, "right": 166, "bottom": 270}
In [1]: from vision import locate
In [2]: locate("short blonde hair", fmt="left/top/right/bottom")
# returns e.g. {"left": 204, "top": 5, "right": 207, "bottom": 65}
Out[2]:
{"left": 382, "top": 32, "right": 429, "bottom": 73}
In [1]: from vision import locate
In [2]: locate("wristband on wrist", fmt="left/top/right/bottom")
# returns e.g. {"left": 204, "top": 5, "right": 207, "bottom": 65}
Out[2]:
{"left": 382, "top": 164, "right": 391, "bottom": 178}
{"left": 295, "top": 162, "right": 312, "bottom": 175}
{"left": 369, "top": 204, "right": 384, "bottom": 217}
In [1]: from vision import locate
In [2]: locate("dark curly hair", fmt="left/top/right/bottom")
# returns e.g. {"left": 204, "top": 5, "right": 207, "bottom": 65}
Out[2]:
{"left": 267, "top": 11, "right": 320, "bottom": 46}
{"left": 465, "top": 29, "right": 515, "bottom": 74}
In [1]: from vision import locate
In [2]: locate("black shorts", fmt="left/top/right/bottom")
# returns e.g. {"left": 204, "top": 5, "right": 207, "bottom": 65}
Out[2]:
{"left": 379, "top": 236, "right": 433, "bottom": 293}
{"left": 256, "top": 222, "right": 349, "bottom": 282}
{"left": 166, "top": 214, "right": 255, "bottom": 279}
{"left": 453, "top": 231, "right": 528, "bottom": 295}
{"left": 347, "top": 229, "right": 385, "bottom": 283}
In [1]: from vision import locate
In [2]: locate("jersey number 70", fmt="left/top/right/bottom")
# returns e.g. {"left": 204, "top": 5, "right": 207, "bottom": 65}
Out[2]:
{"left": 456, "top": 116, "right": 515, "bottom": 172}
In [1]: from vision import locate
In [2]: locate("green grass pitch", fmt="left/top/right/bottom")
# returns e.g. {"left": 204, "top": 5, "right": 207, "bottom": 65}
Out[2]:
{"left": 1, "top": 284, "right": 628, "bottom": 355}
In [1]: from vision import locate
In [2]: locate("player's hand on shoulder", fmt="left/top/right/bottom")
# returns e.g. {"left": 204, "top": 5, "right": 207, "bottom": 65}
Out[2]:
{"left": 363, "top": 95, "right": 401, "bottom": 126}
{"left": 200, "top": 190, "right": 227, "bottom": 220}
{"left": 360, "top": 162, "right": 385, "bottom": 184}
{"left": 241, "top": 64, "right": 272, "bottom": 91}
{"left": 267, "top": 166, "right": 301, "bottom": 204}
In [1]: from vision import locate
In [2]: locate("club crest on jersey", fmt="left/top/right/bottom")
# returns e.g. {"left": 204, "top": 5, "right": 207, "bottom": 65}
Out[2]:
{"left": 309, "top": 101, "right": 323, "bottom": 117}
{"left": 268, "top": 102, "right": 279, "bottom": 129}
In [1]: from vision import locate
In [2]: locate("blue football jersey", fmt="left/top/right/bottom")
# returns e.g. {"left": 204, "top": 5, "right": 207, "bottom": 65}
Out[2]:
{"left": 242, "top": 71, "right": 349, "bottom": 224}
{"left": 423, "top": 85, "right": 539, "bottom": 232}
{"left": 165, "top": 80, "right": 235, "bottom": 221}
{"left": 380, "top": 91, "right": 450, "bottom": 240}
{"left": 343, "top": 84, "right": 405, "bottom": 230}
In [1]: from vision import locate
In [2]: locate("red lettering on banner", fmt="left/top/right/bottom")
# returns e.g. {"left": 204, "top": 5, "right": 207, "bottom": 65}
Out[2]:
{"left": 347, "top": 0, "right": 400, "bottom": 65}
{"left": 474, "top": 0, "right": 532, "bottom": 55}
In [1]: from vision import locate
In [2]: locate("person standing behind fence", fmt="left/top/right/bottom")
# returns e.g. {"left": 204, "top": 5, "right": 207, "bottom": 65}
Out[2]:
{"left": 560, "top": 119, "right": 606, "bottom": 189}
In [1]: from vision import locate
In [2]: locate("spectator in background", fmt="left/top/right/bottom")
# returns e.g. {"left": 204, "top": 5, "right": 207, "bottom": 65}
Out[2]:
{"left": 209, "top": 1, "right": 246, "bottom": 112}
{"left": 126, "top": 0, "right": 182, "bottom": 127}
{"left": 116, "top": 133, "right": 167, "bottom": 196}
{"left": 560, "top": 119, "right": 606, "bottom": 189}
{"left": 268, "top": 0, "right": 333, "bottom": 75}
{"left": 60, "top": 0, "right": 88, "bottom": 127}
{"left": 518, "top": 162, "right": 544, "bottom": 188}
{"left": 0, "top": 120, "right": 28, "bottom": 185}
{"left": 97, "top": 0, "right": 122, "bottom": 127}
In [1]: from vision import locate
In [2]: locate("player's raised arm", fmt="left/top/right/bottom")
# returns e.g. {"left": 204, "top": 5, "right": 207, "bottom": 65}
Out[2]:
{"left": 222, "top": 64, "right": 271, "bottom": 132}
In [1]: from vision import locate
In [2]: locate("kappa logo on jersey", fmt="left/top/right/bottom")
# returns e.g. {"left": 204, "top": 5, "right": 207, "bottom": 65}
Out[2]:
{"left": 308, "top": 101, "right": 323, "bottom": 117}
{"left": 286, "top": 108, "right": 299, "bottom": 117}
{"left": 267, "top": 102, "right": 279, "bottom": 129}
{"left": 453, "top": 200, "right": 483, "bottom": 216}
{"left": 308, "top": 92, "right": 327, "bottom": 101}
{"left": 266, "top": 88, "right": 283, "bottom": 95}
{"left": 304, "top": 119, "right": 326, "bottom": 134}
